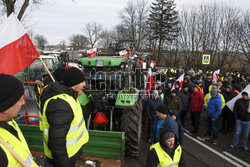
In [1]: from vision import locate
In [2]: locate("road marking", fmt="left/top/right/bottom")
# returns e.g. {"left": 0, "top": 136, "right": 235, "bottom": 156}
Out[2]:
{"left": 223, "top": 151, "right": 250, "bottom": 167}
{"left": 184, "top": 133, "right": 244, "bottom": 167}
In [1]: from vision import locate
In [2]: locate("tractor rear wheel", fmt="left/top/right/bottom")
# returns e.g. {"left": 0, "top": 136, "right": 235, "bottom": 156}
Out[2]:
{"left": 120, "top": 100, "right": 142, "bottom": 156}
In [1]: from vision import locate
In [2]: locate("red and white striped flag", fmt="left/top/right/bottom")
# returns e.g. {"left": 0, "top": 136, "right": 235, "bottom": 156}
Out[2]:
{"left": 0, "top": 13, "right": 40, "bottom": 75}
{"left": 87, "top": 48, "right": 96, "bottom": 57}
{"left": 146, "top": 68, "right": 155, "bottom": 98}
{"left": 212, "top": 69, "right": 220, "bottom": 82}
{"left": 119, "top": 50, "right": 128, "bottom": 57}
{"left": 171, "top": 74, "right": 184, "bottom": 90}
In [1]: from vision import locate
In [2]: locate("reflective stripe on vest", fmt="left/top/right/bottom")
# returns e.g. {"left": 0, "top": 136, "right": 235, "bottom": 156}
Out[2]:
{"left": 0, "top": 120, "right": 37, "bottom": 167}
{"left": 38, "top": 85, "right": 48, "bottom": 131}
{"left": 42, "top": 93, "right": 89, "bottom": 158}
{"left": 150, "top": 142, "right": 182, "bottom": 167}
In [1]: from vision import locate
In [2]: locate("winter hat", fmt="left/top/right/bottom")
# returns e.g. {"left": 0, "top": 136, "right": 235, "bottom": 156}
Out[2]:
{"left": 242, "top": 92, "right": 248, "bottom": 97}
{"left": 156, "top": 86, "right": 163, "bottom": 90}
{"left": 160, "top": 129, "right": 175, "bottom": 141}
{"left": 171, "top": 89, "right": 178, "bottom": 94}
{"left": 196, "top": 79, "right": 202, "bottom": 84}
{"left": 63, "top": 67, "right": 86, "bottom": 87}
{"left": 210, "top": 89, "right": 218, "bottom": 97}
{"left": 156, "top": 104, "right": 169, "bottom": 115}
{"left": 0, "top": 74, "right": 24, "bottom": 112}
{"left": 182, "top": 84, "right": 188, "bottom": 89}
{"left": 53, "top": 67, "right": 66, "bottom": 82}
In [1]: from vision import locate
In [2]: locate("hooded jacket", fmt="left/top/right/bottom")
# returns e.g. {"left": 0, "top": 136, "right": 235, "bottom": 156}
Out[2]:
{"left": 178, "top": 90, "right": 191, "bottom": 111}
{"left": 206, "top": 94, "right": 222, "bottom": 119}
{"left": 40, "top": 82, "right": 82, "bottom": 166}
{"left": 233, "top": 98, "right": 250, "bottom": 122}
{"left": 146, "top": 129, "right": 185, "bottom": 167}
{"left": 170, "top": 110, "right": 184, "bottom": 145}
{"left": 146, "top": 95, "right": 162, "bottom": 118}
{"left": 151, "top": 115, "right": 179, "bottom": 144}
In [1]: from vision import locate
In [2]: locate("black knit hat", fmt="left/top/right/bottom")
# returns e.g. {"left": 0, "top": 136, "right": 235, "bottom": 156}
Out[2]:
{"left": 242, "top": 92, "right": 248, "bottom": 97}
{"left": 53, "top": 67, "right": 66, "bottom": 82}
{"left": 156, "top": 104, "right": 169, "bottom": 115}
{"left": 63, "top": 67, "right": 86, "bottom": 87}
{"left": 0, "top": 74, "right": 24, "bottom": 112}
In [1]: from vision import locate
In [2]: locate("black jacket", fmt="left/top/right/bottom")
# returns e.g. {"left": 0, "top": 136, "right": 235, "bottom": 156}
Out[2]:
{"left": 233, "top": 98, "right": 250, "bottom": 122}
{"left": 178, "top": 90, "right": 191, "bottom": 111}
{"left": 40, "top": 82, "right": 82, "bottom": 167}
{"left": 146, "top": 129, "right": 185, "bottom": 167}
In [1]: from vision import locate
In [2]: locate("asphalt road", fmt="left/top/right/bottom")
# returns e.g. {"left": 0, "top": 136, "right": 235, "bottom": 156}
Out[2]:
{"left": 125, "top": 111, "right": 250, "bottom": 167}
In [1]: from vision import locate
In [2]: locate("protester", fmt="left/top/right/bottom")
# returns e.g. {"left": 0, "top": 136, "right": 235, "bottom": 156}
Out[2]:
{"left": 221, "top": 85, "right": 237, "bottom": 134}
{"left": 204, "top": 89, "right": 222, "bottom": 145}
{"left": 156, "top": 86, "right": 164, "bottom": 103}
{"left": 40, "top": 67, "right": 89, "bottom": 167}
{"left": 229, "top": 92, "right": 250, "bottom": 152}
{"left": 150, "top": 104, "right": 179, "bottom": 144}
{"left": 170, "top": 110, "right": 184, "bottom": 145}
{"left": 178, "top": 85, "right": 191, "bottom": 127}
{"left": 189, "top": 85, "right": 204, "bottom": 137}
{"left": 0, "top": 74, "right": 38, "bottom": 167}
{"left": 165, "top": 89, "right": 182, "bottom": 113}
{"left": 146, "top": 90, "right": 162, "bottom": 142}
{"left": 146, "top": 129, "right": 185, "bottom": 167}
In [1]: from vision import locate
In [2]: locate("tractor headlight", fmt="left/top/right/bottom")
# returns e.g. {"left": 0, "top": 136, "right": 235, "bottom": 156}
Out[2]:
{"left": 120, "top": 64, "right": 125, "bottom": 68}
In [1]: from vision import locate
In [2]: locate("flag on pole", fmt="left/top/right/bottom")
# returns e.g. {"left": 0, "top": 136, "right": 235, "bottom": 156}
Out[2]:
{"left": 119, "top": 50, "right": 128, "bottom": 57}
{"left": 87, "top": 48, "right": 96, "bottom": 57}
{"left": 212, "top": 69, "right": 220, "bottom": 81}
{"left": 171, "top": 74, "right": 184, "bottom": 91}
{"left": 0, "top": 13, "right": 40, "bottom": 75}
{"left": 226, "top": 84, "right": 250, "bottom": 111}
{"left": 145, "top": 68, "right": 155, "bottom": 98}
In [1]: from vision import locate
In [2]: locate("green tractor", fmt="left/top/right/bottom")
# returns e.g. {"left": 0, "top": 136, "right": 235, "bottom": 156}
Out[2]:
{"left": 78, "top": 55, "right": 144, "bottom": 156}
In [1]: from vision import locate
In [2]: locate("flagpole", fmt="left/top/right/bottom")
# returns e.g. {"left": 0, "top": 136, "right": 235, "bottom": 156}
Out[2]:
{"left": 0, "top": 136, "right": 29, "bottom": 167}
{"left": 39, "top": 57, "right": 55, "bottom": 82}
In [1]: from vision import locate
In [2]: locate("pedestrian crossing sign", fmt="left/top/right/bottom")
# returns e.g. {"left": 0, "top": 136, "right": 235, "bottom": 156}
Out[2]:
{"left": 202, "top": 54, "right": 210, "bottom": 64}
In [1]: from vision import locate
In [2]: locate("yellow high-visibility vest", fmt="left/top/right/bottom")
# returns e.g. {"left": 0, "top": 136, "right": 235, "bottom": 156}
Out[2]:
{"left": 42, "top": 93, "right": 89, "bottom": 159}
{"left": 0, "top": 120, "right": 38, "bottom": 167}
{"left": 204, "top": 93, "right": 225, "bottom": 109}
{"left": 150, "top": 142, "right": 182, "bottom": 167}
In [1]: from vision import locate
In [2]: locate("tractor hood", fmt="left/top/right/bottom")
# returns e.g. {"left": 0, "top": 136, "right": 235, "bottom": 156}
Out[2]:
{"left": 79, "top": 56, "right": 128, "bottom": 67}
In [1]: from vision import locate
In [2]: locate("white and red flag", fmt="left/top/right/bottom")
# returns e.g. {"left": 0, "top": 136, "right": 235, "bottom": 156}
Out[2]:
{"left": 0, "top": 13, "right": 40, "bottom": 75}
{"left": 145, "top": 68, "right": 155, "bottom": 98}
{"left": 119, "top": 50, "right": 128, "bottom": 57}
{"left": 171, "top": 74, "right": 184, "bottom": 90}
{"left": 212, "top": 69, "right": 220, "bottom": 82}
{"left": 226, "top": 84, "right": 250, "bottom": 111}
{"left": 87, "top": 48, "right": 96, "bottom": 57}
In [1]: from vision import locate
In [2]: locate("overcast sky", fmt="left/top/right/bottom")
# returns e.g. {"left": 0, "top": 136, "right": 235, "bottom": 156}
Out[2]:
{"left": 28, "top": 0, "right": 249, "bottom": 45}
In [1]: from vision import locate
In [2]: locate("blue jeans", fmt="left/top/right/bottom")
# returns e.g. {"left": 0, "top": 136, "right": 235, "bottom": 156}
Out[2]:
{"left": 232, "top": 120, "right": 250, "bottom": 148}
{"left": 206, "top": 117, "right": 218, "bottom": 139}
{"left": 44, "top": 157, "right": 53, "bottom": 167}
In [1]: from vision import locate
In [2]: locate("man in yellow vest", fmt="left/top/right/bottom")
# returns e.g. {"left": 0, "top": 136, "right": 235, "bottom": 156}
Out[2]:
{"left": 0, "top": 74, "right": 38, "bottom": 167}
{"left": 40, "top": 67, "right": 89, "bottom": 167}
{"left": 146, "top": 129, "right": 184, "bottom": 167}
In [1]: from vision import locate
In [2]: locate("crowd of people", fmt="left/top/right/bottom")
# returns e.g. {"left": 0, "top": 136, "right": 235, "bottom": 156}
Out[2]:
{"left": 145, "top": 67, "right": 250, "bottom": 166}
{"left": 0, "top": 65, "right": 249, "bottom": 167}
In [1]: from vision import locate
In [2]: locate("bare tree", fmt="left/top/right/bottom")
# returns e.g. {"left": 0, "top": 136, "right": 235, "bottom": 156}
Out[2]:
{"left": 58, "top": 39, "right": 67, "bottom": 50}
{"left": 69, "top": 34, "right": 88, "bottom": 50}
{"left": 84, "top": 22, "right": 103, "bottom": 48}
{"left": 118, "top": 0, "right": 149, "bottom": 51}
{"left": 34, "top": 34, "right": 47, "bottom": 50}
{"left": 0, "top": 0, "right": 42, "bottom": 20}
{"left": 98, "top": 29, "right": 115, "bottom": 53}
